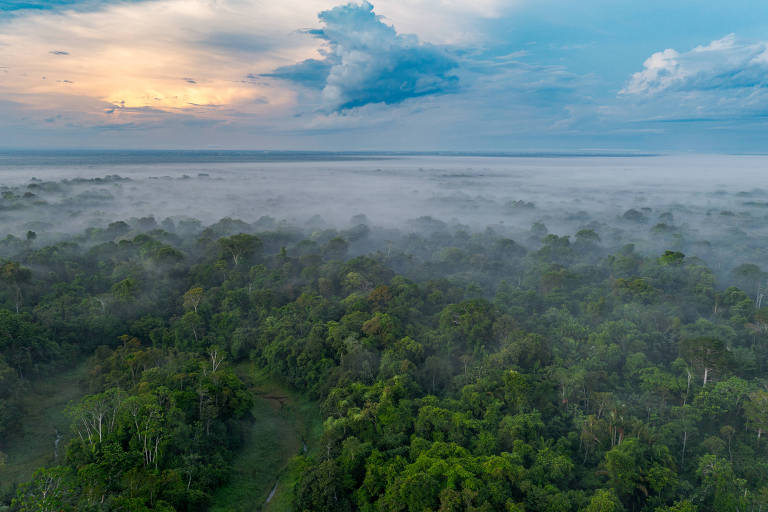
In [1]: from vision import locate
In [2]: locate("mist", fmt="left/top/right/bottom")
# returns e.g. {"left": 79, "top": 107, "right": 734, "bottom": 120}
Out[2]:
{"left": 5, "top": 151, "right": 768, "bottom": 509}
{"left": 1, "top": 152, "right": 767, "bottom": 279}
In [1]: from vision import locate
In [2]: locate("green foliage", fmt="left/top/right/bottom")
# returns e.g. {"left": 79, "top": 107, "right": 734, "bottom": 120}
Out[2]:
{"left": 3, "top": 214, "right": 768, "bottom": 512}
{"left": 583, "top": 489, "right": 623, "bottom": 512}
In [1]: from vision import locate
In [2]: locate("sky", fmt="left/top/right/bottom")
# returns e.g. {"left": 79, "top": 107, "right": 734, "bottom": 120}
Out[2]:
{"left": 2, "top": 0, "right": 768, "bottom": 151}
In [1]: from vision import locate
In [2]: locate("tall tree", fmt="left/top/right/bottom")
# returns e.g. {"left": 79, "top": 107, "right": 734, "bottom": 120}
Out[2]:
{"left": 0, "top": 261, "right": 31, "bottom": 313}
{"left": 679, "top": 337, "right": 732, "bottom": 387}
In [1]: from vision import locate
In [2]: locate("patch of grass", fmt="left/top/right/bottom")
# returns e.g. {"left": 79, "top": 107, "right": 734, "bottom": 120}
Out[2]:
{"left": 0, "top": 362, "right": 88, "bottom": 493}
{"left": 209, "top": 363, "right": 321, "bottom": 512}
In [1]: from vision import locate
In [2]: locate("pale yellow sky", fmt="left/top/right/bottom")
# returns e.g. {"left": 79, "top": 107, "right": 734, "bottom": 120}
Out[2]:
{"left": 0, "top": 0, "right": 505, "bottom": 125}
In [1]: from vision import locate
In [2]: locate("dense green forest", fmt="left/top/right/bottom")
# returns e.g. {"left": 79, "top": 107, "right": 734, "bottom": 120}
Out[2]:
{"left": 1, "top": 168, "right": 768, "bottom": 511}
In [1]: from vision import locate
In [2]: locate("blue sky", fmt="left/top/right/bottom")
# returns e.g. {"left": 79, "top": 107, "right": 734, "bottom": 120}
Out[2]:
{"left": 2, "top": 0, "right": 768, "bottom": 151}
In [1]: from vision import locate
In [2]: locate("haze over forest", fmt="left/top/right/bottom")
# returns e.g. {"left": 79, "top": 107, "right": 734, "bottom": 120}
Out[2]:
{"left": 3, "top": 0, "right": 768, "bottom": 510}
{"left": 0, "top": 151, "right": 767, "bottom": 511}
{"left": 1, "top": 152, "right": 767, "bottom": 273}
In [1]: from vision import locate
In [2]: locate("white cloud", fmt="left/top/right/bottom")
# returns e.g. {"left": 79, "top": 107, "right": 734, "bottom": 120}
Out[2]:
{"left": 270, "top": 2, "right": 460, "bottom": 112}
{"left": 618, "top": 34, "right": 768, "bottom": 122}
{"left": 622, "top": 34, "right": 768, "bottom": 96}
{"left": 621, "top": 48, "right": 681, "bottom": 95}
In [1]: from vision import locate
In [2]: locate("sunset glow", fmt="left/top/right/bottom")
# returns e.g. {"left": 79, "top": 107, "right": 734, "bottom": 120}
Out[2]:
{"left": 2, "top": 0, "right": 768, "bottom": 150}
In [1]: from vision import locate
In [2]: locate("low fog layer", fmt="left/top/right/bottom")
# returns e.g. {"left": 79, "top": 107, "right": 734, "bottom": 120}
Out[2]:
{"left": 0, "top": 153, "right": 767, "bottom": 277}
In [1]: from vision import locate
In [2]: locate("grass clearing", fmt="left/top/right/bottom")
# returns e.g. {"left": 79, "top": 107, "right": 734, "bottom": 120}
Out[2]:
{"left": 1, "top": 360, "right": 323, "bottom": 510}
{"left": 0, "top": 362, "right": 88, "bottom": 493}
{"left": 209, "top": 362, "right": 321, "bottom": 512}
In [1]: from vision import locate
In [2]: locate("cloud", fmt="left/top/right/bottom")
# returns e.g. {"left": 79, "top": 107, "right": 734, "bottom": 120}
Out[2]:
{"left": 623, "top": 35, "right": 768, "bottom": 95}
{"left": 620, "top": 35, "right": 768, "bottom": 117}
{"left": 621, "top": 48, "right": 681, "bottom": 95}
{"left": 0, "top": 0, "right": 490, "bottom": 127}
{"left": 618, "top": 34, "right": 768, "bottom": 122}
{"left": 269, "top": 1, "right": 459, "bottom": 112}
{"left": 0, "top": 0, "right": 552, "bottom": 147}
{"left": 266, "top": 59, "right": 332, "bottom": 90}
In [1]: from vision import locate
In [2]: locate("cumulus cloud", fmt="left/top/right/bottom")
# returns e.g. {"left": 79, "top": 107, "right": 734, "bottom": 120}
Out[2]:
{"left": 621, "top": 48, "right": 682, "bottom": 95}
{"left": 620, "top": 35, "right": 768, "bottom": 120}
{"left": 622, "top": 35, "right": 768, "bottom": 95}
{"left": 268, "top": 1, "right": 459, "bottom": 112}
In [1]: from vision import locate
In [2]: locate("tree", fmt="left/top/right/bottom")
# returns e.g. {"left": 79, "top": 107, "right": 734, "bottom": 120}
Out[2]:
{"left": 602, "top": 438, "right": 676, "bottom": 508}
{"left": 68, "top": 388, "right": 125, "bottom": 450}
{"left": 731, "top": 263, "right": 764, "bottom": 301}
{"left": 123, "top": 394, "right": 167, "bottom": 470}
{"left": 582, "top": 489, "right": 624, "bottom": 512}
{"left": 183, "top": 287, "right": 204, "bottom": 313}
{"left": 111, "top": 277, "right": 137, "bottom": 302}
{"left": 219, "top": 233, "right": 261, "bottom": 266}
{"left": 679, "top": 337, "right": 732, "bottom": 387}
{"left": 659, "top": 251, "right": 685, "bottom": 266}
{"left": 296, "top": 459, "right": 353, "bottom": 512}
{"left": 208, "top": 345, "right": 225, "bottom": 374}
{"left": 323, "top": 237, "right": 349, "bottom": 261}
{"left": 12, "top": 466, "right": 74, "bottom": 512}
{"left": 696, "top": 455, "right": 747, "bottom": 512}
{"left": 0, "top": 261, "right": 31, "bottom": 313}
{"left": 744, "top": 389, "right": 768, "bottom": 441}
{"left": 655, "top": 500, "right": 697, "bottom": 512}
